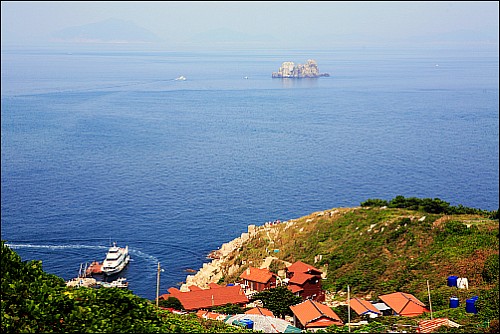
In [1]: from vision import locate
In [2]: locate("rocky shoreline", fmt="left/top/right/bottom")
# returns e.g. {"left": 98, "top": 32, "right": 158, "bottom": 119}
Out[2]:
{"left": 179, "top": 224, "right": 259, "bottom": 291}
{"left": 179, "top": 219, "right": 296, "bottom": 291}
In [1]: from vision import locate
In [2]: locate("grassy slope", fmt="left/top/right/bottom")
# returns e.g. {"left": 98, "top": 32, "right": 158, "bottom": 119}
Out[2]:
{"left": 218, "top": 206, "right": 498, "bottom": 330}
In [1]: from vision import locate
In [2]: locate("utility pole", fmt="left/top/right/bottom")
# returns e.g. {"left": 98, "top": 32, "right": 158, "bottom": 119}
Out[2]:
{"left": 427, "top": 280, "right": 433, "bottom": 319}
{"left": 156, "top": 262, "right": 161, "bottom": 307}
{"left": 347, "top": 285, "right": 351, "bottom": 333}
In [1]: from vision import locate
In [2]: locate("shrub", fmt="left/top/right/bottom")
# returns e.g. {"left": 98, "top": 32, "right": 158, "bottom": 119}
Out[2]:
{"left": 482, "top": 254, "right": 499, "bottom": 284}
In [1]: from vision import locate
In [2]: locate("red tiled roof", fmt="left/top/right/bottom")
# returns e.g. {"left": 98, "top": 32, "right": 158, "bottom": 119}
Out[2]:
{"left": 418, "top": 318, "right": 461, "bottom": 333}
{"left": 239, "top": 267, "right": 275, "bottom": 284}
{"left": 349, "top": 298, "right": 381, "bottom": 316}
{"left": 207, "top": 282, "right": 224, "bottom": 289}
{"left": 290, "top": 299, "right": 343, "bottom": 328}
{"left": 287, "top": 261, "right": 322, "bottom": 275}
{"left": 245, "top": 306, "right": 275, "bottom": 317}
{"left": 289, "top": 272, "right": 317, "bottom": 285}
{"left": 196, "top": 310, "right": 225, "bottom": 320}
{"left": 188, "top": 285, "right": 203, "bottom": 291}
{"left": 379, "top": 292, "right": 429, "bottom": 317}
{"left": 160, "top": 285, "right": 249, "bottom": 311}
{"left": 287, "top": 285, "right": 304, "bottom": 294}
{"left": 167, "top": 287, "right": 180, "bottom": 294}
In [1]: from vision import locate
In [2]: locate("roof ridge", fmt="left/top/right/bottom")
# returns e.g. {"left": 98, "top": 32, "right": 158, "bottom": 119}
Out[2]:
{"left": 307, "top": 299, "right": 327, "bottom": 324}
{"left": 400, "top": 292, "right": 424, "bottom": 306}
{"left": 396, "top": 292, "right": 425, "bottom": 314}
{"left": 354, "top": 297, "right": 373, "bottom": 313}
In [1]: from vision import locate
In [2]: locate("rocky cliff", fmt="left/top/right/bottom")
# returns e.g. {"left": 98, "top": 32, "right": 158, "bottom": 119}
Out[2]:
{"left": 272, "top": 59, "right": 330, "bottom": 78}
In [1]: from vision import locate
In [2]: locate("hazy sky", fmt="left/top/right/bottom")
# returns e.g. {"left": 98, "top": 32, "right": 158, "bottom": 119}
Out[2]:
{"left": 1, "top": 1, "right": 499, "bottom": 49}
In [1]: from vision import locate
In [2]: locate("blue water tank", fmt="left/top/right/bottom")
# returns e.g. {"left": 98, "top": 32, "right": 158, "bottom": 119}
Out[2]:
{"left": 226, "top": 283, "right": 235, "bottom": 286}
{"left": 449, "top": 297, "right": 459, "bottom": 308}
{"left": 465, "top": 298, "right": 478, "bottom": 314}
{"left": 241, "top": 319, "right": 254, "bottom": 329}
{"left": 447, "top": 275, "right": 458, "bottom": 287}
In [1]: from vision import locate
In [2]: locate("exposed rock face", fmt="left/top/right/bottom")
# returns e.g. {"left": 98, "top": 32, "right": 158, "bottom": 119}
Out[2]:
{"left": 272, "top": 59, "right": 330, "bottom": 78}
{"left": 180, "top": 225, "right": 259, "bottom": 291}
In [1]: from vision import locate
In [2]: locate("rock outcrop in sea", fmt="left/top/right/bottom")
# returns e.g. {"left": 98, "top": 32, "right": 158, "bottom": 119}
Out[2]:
{"left": 272, "top": 59, "right": 330, "bottom": 78}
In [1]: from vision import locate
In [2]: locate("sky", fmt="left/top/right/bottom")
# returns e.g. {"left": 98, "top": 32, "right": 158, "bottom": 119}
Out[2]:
{"left": 1, "top": 1, "right": 499, "bottom": 49}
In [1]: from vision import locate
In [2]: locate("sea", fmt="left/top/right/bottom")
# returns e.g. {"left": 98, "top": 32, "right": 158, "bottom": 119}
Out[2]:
{"left": 1, "top": 45, "right": 499, "bottom": 301}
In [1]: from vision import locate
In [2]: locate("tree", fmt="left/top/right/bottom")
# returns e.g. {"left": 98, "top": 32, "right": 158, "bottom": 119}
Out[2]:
{"left": 211, "top": 303, "right": 245, "bottom": 315}
{"left": 250, "top": 286, "right": 302, "bottom": 318}
{"left": 158, "top": 297, "right": 184, "bottom": 310}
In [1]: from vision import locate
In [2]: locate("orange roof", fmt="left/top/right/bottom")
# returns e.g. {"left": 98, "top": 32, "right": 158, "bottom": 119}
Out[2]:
{"left": 239, "top": 267, "right": 275, "bottom": 284}
{"left": 161, "top": 285, "right": 249, "bottom": 311}
{"left": 287, "top": 261, "right": 322, "bottom": 275}
{"left": 287, "top": 285, "right": 304, "bottom": 294}
{"left": 289, "top": 272, "right": 317, "bottom": 285}
{"left": 349, "top": 298, "right": 381, "bottom": 316}
{"left": 196, "top": 310, "right": 225, "bottom": 320}
{"left": 290, "top": 299, "right": 343, "bottom": 328}
{"left": 245, "top": 306, "right": 275, "bottom": 317}
{"left": 379, "top": 292, "right": 429, "bottom": 317}
{"left": 188, "top": 285, "right": 203, "bottom": 291}
{"left": 418, "top": 318, "right": 461, "bottom": 333}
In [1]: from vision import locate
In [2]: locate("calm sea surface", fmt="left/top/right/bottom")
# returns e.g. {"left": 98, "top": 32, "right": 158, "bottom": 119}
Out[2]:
{"left": 1, "top": 47, "right": 498, "bottom": 300}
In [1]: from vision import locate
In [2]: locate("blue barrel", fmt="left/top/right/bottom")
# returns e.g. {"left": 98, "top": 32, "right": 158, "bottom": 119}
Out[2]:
{"left": 241, "top": 319, "right": 254, "bottom": 329}
{"left": 447, "top": 275, "right": 458, "bottom": 287}
{"left": 465, "top": 298, "right": 478, "bottom": 314}
{"left": 449, "top": 297, "right": 459, "bottom": 308}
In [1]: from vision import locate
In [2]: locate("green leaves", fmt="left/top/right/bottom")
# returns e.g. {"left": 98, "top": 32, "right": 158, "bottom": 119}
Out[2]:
{"left": 1, "top": 241, "right": 249, "bottom": 333}
{"left": 250, "top": 286, "right": 302, "bottom": 318}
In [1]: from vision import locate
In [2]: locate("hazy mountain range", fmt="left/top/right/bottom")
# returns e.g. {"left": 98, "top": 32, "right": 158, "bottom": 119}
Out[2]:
{"left": 50, "top": 18, "right": 163, "bottom": 44}
{"left": 3, "top": 18, "right": 498, "bottom": 49}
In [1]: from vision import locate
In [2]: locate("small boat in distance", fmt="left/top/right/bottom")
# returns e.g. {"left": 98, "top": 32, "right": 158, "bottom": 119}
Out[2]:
{"left": 175, "top": 75, "right": 187, "bottom": 81}
{"left": 101, "top": 242, "right": 130, "bottom": 276}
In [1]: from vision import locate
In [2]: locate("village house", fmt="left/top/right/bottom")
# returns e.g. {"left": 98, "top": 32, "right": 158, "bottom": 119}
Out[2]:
{"left": 378, "top": 292, "right": 430, "bottom": 317}
{"left": 239, "top": 266, "right": 277, "bottom": 293}
{"left": 158, "top": 283, "right": 248, "bottom": 312}
{"left": 349, "top": 297, "right": 382, "bottom": 318}
{"left": 245, "top": 306, "right": 275, "bottom": 317}
{"left": 290, "top": 299, "right": 343, "bottom": 331}
{"left": 285, "top": 261, "right": 325, "bottom": 301}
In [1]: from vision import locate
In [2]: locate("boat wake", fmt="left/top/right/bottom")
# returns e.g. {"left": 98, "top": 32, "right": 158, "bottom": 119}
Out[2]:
{"left": 6, "top": 243, "right": 108, "bottom": 250}
{"left": 6, "top": 243, "right": 159, "bottom": 264}
{"left": 128, "top": 249, "right": 159, "bottom": 265}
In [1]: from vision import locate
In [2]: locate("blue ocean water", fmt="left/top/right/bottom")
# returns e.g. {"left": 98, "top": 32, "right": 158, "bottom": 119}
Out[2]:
{"left": 1, "top": 47, "right": 499, "bottom": 300}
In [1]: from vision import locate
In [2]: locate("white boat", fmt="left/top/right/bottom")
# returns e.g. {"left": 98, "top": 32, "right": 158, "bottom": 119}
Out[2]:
{"left": 101, "top": 242, "right": 130, "bottom": 276}
{"left": 99, "top": 277, "right": 128, "bottom": 288}
{"left": 175, "top": 75, "right": 186, "bottom": 81}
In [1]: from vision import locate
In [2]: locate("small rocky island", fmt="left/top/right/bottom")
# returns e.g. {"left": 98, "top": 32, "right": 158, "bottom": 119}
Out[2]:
{"left": 272, "top": 59, "right": 330, "bottom": 78}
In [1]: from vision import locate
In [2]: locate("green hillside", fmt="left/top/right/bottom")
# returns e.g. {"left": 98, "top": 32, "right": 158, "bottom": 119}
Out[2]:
{"left": 217, "top": 197, "right": 498, "bottom": 332}
{"left": 1, "top": 196, "right": 498, "bottom": 333}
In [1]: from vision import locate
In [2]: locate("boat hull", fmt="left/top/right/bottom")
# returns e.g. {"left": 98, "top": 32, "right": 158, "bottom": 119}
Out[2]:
{"left": 102, "top": 254, "right": 130, "bottom": 275}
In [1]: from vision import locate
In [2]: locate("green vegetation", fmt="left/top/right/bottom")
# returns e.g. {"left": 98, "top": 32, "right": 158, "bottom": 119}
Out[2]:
{"left": 361, "top": 195, "right": 497, "bottom": 217}
{"left": 158, "top": 296, "right": 184, "bottom": 310}
{"left": 210, "top": 303, "right": 246, "bottom": 315}
{"left": 2, "top": 196, "right": 498, "bottom": 333}
{"left": 0, "top": 240, "right": 250, "bottom": 333}
{"left": 218, "top": 196, "right": 498, "bottom": 332}
{"left": 250, "top": 286, "right": 302, "bottom": 318}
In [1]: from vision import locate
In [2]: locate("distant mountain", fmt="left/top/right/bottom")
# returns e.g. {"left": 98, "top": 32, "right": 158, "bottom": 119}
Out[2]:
{"left": 190, "top": 28, "right": 278, "bottom": 45}
{"left": 406, "top": 29, "right": 499, "bottom": 45}
{"left": 50, "top": 18, "right": 163, "bottom": 44}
